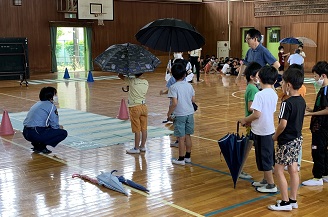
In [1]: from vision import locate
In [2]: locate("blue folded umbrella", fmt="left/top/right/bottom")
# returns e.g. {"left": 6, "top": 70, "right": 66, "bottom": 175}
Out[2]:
{"left": 117, "top": 175, "right": 149, "bottom": 193}
{"left": 218, "top": 122, "right": 251, "bottom": 188}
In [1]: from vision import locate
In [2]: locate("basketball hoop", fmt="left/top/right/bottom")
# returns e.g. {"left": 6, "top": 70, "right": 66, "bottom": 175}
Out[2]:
{"left": 94, "top": 13, "right": 104, "bottom": 26}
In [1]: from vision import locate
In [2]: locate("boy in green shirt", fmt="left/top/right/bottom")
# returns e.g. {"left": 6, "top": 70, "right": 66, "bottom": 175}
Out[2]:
{"left": 240, "top": 62, "right": 262, "bottom": 179}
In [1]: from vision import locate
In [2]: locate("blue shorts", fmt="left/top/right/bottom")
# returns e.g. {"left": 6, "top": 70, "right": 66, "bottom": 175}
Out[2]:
{"left": 173, "top": 114, "right": 194, "bottom": 137}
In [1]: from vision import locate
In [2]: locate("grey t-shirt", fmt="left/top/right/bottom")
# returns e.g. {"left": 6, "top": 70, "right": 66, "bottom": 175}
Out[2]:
{"left": 168, "top": 80, "right": 195, "bottom": 116}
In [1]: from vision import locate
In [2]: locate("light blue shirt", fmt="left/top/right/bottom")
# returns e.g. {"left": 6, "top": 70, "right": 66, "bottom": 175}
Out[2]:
{"left": 244, "top": 44, "right": 277, "bottom": 67}
{"left": 287, "top": 53, "right": 304, "bottom": 65}
{"left": 168, "top": 80, "right": 195, "bottom": 116}
{"left": 23, "top": 101, "right": 60, "bottom": 129}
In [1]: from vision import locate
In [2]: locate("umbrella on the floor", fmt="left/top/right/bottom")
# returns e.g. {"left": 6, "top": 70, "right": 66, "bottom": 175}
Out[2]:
{"left": 135, "top": 18, "right": 205, "bottom": 52}
{"left": 94, "top": 43, "right": 161, "bottom": 76}
{"left": 72, "top": 170, "right": 128, "bottom": 195}
{"left": 218, "top": 122, "right": 251, "bottom": 188}
{"left": 117, "top": 175, "right": 149, "bottom": 193}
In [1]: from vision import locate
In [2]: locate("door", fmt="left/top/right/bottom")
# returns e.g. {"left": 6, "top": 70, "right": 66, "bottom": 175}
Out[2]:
{"left": 241, "top": 28, "right": 252, "bottom": 60}
{"left": 266, "top": 27, "right": 281, "bottom": 60}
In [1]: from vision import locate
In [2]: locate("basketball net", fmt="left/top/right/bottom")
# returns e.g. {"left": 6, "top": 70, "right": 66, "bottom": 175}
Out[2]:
{"left": 95, "top": 13, "right": 104, "bottom": 26}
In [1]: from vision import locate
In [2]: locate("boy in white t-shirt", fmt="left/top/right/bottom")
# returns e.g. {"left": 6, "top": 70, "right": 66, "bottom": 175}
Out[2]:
{"left": 239, "top": 65, "right": 279, "bottom": 193}
{"left": 221, "top": 59, "right": 231, "bottom": 74}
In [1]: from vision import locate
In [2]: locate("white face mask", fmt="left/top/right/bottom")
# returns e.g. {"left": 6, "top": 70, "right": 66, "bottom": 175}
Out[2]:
{"left": 53, "top": 96, "right": 58, "bottom": 103}
{"left": 316, "top": 78, "right": 324, "bottom": 87}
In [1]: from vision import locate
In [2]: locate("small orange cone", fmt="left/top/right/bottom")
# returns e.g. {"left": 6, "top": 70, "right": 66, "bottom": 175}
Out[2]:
{"left": 0, "top": 110, "right": 15, "bottom": 136}
{"left": 117, "top": 99, "right": 129, "bottom": 120}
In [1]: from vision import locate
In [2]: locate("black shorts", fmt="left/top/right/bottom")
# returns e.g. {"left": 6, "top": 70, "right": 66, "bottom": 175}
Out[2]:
{"left": 253, "top": 133, "right": 275, "bottom": 171}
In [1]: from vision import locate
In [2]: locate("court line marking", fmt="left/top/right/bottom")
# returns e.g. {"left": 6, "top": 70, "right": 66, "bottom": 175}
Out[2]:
{"left": 0, "top": 137, "right": 204, "bottom": 217}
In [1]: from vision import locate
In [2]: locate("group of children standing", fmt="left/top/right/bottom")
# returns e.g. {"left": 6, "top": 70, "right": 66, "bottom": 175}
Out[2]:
{"left": 239, "top": 61, "right": 328, "bottom": 211}
{"left": 117, "top": 53, "right": 328, "bottom": 212}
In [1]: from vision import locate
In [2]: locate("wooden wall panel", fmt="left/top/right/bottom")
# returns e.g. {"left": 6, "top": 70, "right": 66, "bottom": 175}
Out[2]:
{"left": 317, "top": 23, "right": 328, "bottom": 63}
{"left": 1, "top": 0, "right": 328, "bottom": 74}
{"left": 291, "top": 23, "right": 318, "bottom": 72}
{"left": 0, "top": 0, "right": 191, "bottom": 73}
{"left": 192, "top": 2, "right": 328, "bottom": 70}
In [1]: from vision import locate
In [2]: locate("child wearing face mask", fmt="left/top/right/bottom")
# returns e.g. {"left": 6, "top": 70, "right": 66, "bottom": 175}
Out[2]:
{"left": 238, "top": 62, "right": 262, "bottom": 179}
{"left": 302, "top": 61, "right": 328, "bottom": 186}
{"left": 268, "top": 67, "right": 306, "bottom": 211}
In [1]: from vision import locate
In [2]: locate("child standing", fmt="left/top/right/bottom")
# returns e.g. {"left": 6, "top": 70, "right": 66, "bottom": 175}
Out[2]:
{"left": 268, "top": 67, "right": 306, "bottom": 211}
{"left": 167, "top": 63, "right": 195, "bottom": 165}
{"left": 240, "top": 62, "right": 262, "bottom": 179}
{"left": 118, "top": 73, "right": 149, "bottom": 154}
{"left": 239, "top": 65, "right": 278, "bottom": 193}
{"left": 302, "top": 61, "right": 328, "bottom": 186}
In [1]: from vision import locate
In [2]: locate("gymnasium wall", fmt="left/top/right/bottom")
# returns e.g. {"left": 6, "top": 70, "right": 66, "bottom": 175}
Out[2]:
{"left": 192, "top": 1, "right": 328, "bottom": 71}
{"left": 1, "top": 0, "right": 328, "bottom": 73}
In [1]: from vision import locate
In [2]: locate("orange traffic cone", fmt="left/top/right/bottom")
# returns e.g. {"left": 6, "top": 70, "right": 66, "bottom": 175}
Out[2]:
{"left": 0, "top": 110, "right": 15, "bottom": 136}
{"left": 117, "top": 99, "right": 129, "bottom": 120}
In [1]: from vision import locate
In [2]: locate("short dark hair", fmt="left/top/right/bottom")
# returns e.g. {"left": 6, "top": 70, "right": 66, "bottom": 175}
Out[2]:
{"left": 245, "top": 62, "right": 262, "bottom": 82}
{"left": 298, "top": 44, "right": 303, "bottom": 49}
{"left": 39, "top": 87, "right": 57, "bottom": 101}
{"left": 282, "top": 67, "right": 304, "bottom": 90}
{"left": 258, "top": 65, "right": 278, "bottom": 85}
{"left": 171, "top": 63, "right": 187, "bottom": 80}
{"left": 295, "top": 49, "right": 300, "bottom": 54}
{"left": 246, "top": 28, "right": 262, "bottom": 42}
{"left": 278, "top": 45, "right": 284, "bottom": 50}
{"left": 312, "top": 61, "right": 328, "bottom": 76}
{"left": 288, "top": 64, "right": 304, "bottom": 74}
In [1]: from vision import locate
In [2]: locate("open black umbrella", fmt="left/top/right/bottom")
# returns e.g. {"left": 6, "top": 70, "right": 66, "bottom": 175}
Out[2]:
{"left": 135, "top": 18, "right": 205, "bottom": 52}
{"left": 94, "top": 43, "right": 161, "bottom": 76}
{"left": 218, "top": 122, "right": 251, "bottom": 188}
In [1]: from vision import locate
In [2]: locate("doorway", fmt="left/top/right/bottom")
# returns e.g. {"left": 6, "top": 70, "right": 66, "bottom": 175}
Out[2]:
{"left": 56, "top": 27, "right": 85, "bottom": 72}
{"left": 266, "top": 27, "right": 281, "bottom": 60}
{"left": 241, "top": 28, "right": 252, "bottom": 60}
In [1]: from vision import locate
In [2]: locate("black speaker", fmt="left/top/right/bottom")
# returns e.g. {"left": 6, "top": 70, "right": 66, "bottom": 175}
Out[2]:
{"left": 0, "top": 37, "right": 29, "bottom": 80}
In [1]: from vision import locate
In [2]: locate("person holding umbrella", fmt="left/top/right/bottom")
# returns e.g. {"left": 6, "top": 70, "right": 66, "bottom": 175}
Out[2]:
{"left": 118, "top": 73, "right": 149, "bottom": 154}
{"left": 239, "top": 66, "right": 278, "bottom": 193}
{"left": 167, "top": 63, "right": 196, "bottom": 165}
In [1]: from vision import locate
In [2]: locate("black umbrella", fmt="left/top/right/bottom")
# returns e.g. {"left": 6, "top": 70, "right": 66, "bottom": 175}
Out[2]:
{"left": 218, "top": 122, "right": 252, "bottom": 188}
{"left": 135, "top": 18, "right": 205, "bottom": 52}
{"left": 94, "top": 43, "right": 161, "bottom": 76}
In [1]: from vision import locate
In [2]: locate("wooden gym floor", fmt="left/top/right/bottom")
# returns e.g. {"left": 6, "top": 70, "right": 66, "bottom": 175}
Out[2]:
{"left": 0, "top": 69, "right": 327, "bottom": 217}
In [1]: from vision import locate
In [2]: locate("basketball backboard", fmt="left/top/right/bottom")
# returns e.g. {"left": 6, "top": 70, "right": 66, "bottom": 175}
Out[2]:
{"left": 77, "top": 0, "right": 113, "bottom": 21}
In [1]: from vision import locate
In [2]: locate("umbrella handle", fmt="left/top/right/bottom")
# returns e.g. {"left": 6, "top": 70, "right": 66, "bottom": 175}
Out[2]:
{"left": 237, "top": 121, "right": 240, "bottom": 134}
{"left": 122, "top": 86, "right": 129, "bottom": 92}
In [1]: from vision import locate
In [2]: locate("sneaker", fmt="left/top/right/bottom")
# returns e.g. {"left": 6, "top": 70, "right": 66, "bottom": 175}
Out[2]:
{"left": 256, "top": 185, "right": 278, "bottom": 193}
{"left": 277, "top": 200, "right": 298, "bottom": 209}
{"left": 252, "top": 179, "right": 267, "bottom": 187}
{"left": 302, "top": 178, "right": 323, "bottom": 186}
{"left": 268, "top": 201, "right": 292, "bottom": 211}
{"left": 323, "top": 175, "right": 328, "bottom": 183}
{"left": 184, "top": 158, "right": 191, "bottom": 163}
{"left": 172, "top": 159, "right": 185, "bottom": 165}
{"left": 170, "top": 140, "right": 179, "bottom": 148}
{"left": 239, "top": 171, "right": 253, "bottom": 179}
{"left": 139, "top": 146, "right": 146, "bottom": 152}
{"left": 126, "top": 148, "right": 140, "bottom": 154}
